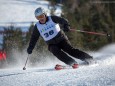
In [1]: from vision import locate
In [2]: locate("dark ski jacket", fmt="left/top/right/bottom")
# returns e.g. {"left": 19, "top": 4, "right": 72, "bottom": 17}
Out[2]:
{"left": 28, "top": 16, "right": 70, "bottom": 50}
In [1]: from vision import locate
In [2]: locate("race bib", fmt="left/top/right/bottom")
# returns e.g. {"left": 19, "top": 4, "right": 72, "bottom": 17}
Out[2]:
{"left": 36, "top": 16, "right": 61, "bottom": 41}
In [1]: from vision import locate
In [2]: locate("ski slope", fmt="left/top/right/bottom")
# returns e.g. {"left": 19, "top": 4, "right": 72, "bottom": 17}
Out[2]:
{"left": 0, "top": 0, "right": 115, "bottom": 86}
{"left": 0, "top": 44, "right": 115, "bottom": 86}
{"left": 0, "top": 0, "right": 62, "bottom": 27}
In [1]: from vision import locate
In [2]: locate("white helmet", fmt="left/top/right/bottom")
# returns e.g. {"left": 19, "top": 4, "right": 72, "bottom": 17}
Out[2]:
{"left": 34, "top": 7, "right": 45, "bottom": 17}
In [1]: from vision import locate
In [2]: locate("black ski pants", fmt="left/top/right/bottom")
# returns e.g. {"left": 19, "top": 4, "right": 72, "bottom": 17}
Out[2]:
{"left": 48, "top": 39, "right": 92, "bottom": 65}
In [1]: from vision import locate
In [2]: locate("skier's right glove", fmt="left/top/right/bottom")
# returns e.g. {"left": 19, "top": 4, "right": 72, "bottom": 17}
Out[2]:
{"left": 27, "top": 47, "right": 32, "bottom": 54}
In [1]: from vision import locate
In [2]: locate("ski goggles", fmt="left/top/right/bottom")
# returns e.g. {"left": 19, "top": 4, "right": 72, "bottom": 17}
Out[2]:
{"left": 36, "top": 14, "right": 45, "bottom": 20}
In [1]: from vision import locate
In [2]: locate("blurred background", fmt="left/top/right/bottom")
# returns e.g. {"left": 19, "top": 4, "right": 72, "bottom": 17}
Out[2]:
{"left": 0, "top": 0, "right": 115, "bottom": 69}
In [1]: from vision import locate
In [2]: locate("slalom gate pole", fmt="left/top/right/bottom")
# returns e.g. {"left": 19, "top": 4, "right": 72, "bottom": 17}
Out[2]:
{"left": 23, "top": 54, "right": 29, "bottom": 70}
{"left": 70, "top": 29, "right": 110, "bottom": 37}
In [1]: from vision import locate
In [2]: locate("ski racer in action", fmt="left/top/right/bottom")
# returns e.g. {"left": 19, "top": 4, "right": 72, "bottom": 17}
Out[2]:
{"left": 27, "top": 7, "right": 94, "bottom": 69}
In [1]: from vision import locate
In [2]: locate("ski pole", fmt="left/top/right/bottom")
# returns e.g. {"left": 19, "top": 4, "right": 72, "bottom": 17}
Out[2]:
{"left": 23, "top": 54, "right": 29, "bottom": 70}
{"left": 70, "top": 29, "right": 110, "bottom": 37}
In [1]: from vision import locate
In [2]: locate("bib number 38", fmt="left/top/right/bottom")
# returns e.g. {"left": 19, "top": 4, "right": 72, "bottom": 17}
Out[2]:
{"left": 44, "top": 30, "right": 54, "bottom": 38}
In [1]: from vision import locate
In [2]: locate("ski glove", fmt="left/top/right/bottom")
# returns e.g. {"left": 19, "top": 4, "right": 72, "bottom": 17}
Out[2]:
{"left": 63, "top": 25, "right": 70, "bottom": 32}
{"left": 27, "top": 47, "right": 32, "bottom": 54}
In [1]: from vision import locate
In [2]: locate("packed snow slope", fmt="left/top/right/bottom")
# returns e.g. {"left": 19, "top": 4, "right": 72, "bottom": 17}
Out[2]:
{"left": 0, "top": 0, "right": 62, "bottom": 27}
{"left": 0, "top": 44, "right": 115, "bottom": 86}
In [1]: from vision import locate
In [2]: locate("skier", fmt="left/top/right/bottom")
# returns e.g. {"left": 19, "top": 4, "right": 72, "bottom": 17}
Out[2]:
{"left": 27, "top": 7, "right": 94, "bottom": 69}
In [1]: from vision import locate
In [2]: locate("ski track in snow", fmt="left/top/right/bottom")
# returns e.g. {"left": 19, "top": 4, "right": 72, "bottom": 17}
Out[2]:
{"left": 0, "top": 44, "right": 115, "bottom": 86}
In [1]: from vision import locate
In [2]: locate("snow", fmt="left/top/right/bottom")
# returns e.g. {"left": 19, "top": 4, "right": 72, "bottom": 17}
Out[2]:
{"left": 0, "top": 44, "right": 115, "bottom": 86}
{"left": 0, "top": 0, "right": 62, "bottom": 27}
{"left": 0, "top": 0, "right": 48, "bottom": 26}
{"left": 0, "top": 0, "right": 115, "bottom": 85}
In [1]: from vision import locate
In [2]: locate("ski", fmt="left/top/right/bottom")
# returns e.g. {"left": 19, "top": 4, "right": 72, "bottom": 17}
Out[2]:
{"left": 54, "top": 61, "right": 98, "bottom": 70}
{"left": 55, "top": 64, "right": 79, "bottom": 70}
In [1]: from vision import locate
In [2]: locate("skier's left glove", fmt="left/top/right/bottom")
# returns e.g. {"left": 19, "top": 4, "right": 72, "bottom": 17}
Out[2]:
{"left": 63, "top": 25, "right": 70, "bottom": 32}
